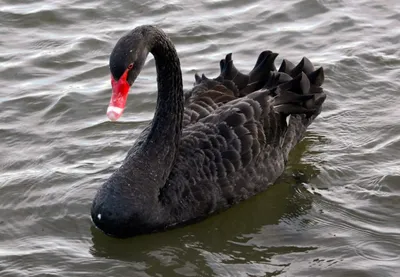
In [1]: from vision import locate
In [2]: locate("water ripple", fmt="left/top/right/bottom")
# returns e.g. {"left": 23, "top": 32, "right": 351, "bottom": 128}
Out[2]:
{"left": 1, "top": 0, "right": 400, "bottom": 276}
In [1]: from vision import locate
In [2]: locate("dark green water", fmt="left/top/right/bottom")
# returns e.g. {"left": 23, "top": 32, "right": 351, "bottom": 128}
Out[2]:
{"left": 1, "top": 0, "right": 399, "bottom": 276}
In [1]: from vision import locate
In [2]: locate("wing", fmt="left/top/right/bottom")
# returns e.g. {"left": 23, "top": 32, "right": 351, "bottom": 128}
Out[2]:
{"left": 160, "top": 69, "right": 325, "bottom": 222}
{"left": 182, "top": 51, "right": 278, "bottom": 126}
{"left": 160, "top": 96, "right": 267, "bottom": 220}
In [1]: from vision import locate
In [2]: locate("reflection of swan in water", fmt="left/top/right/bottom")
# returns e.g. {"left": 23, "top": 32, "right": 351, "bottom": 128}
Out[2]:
{"left": 90, "top": 135, "right": 323, "bottom": 273}
{"left": 91, "top": 25, "right": 326, "bottom": 238}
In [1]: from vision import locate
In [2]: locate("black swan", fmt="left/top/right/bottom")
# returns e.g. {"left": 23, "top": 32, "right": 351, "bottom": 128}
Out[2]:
{"left": 91, "top": 25, "right": 326, "bottom": 238}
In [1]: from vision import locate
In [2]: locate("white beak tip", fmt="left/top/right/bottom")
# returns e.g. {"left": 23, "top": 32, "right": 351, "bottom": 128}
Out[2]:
{"left": 107, "top": 106, "right": 123, "bottom": 121}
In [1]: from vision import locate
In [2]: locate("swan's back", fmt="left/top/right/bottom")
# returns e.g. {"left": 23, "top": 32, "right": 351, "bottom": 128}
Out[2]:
{"left": 158, "top": 51, "right": 326, "bottom": 222}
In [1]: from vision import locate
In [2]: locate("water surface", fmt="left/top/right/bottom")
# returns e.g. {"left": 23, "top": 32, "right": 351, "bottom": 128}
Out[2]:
{"left": 1, "top": 0, "right": 400, "bottom": 276}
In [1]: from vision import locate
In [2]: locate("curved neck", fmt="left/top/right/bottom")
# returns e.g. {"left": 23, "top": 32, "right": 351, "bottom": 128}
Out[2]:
{"left": 130, "top": 26, "right": 183, "bottom": 186}
{"left": 145, "top": 26, "right": 183, "bottom": 151}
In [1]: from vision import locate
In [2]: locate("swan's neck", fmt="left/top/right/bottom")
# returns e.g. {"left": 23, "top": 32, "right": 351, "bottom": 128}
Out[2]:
{"left": 132, "top": 26, "right": 183, "bottom": 186}
{"left": 147, "top": 28, "right": 183, "bottom": 149}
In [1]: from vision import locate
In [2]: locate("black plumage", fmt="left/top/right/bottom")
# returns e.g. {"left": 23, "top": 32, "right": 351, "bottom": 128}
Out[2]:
{"left": 91, "top": 25, "right": 326, "bottom": 238}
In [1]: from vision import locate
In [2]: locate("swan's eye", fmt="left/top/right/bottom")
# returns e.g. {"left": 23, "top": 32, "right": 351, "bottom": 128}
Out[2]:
{"left": 127, "top": 63, "right": 134, "bottom": 70}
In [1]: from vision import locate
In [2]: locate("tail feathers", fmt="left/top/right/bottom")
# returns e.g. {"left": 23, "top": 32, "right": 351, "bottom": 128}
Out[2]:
{"left": 194, "top": 73, "right": 202, "bottom": 84}
{"left": 273, "top": 72, "right": 326, "bottom": 117}
{"left": 249, "top": 51, "right": 278, "bottom": 82}
{"left": 191, "top": 72, "right": 240, "bottom": 100}
{"left": 219, "top": 53, "right": 250, "bottom": 91}
{"left": 252, "top": 50, "right": 272, "bottom": 69}
{"left": 278, "top": 57, "right": 324, "bottom": 85}
{"left": 219, "top": 51, "right": 279, "bottom": 94}
{"left": 193, "top": 72, "right": 225, "bottom": 86}
{"left": 237, "top": 51, "right": 279, "bottom": 96}
{"left": 248, "top": 51, "right": 278, "bottom": 83}
{"left": 278, "top": 59, "right": 295, "bottom": 74}
{"left": 278, "top": 71, "right": 310, "bottom": 96}
{"left": 272, "top": 57, "right": 326, "bottom": 116}
{"left": 264, "top": 71, "right": 292, "bottom": 92}
{"left": 194, "top": 73, "right": 214, "bottom": 85}
{"left": 290, "top": 57, "right": 315, "bottom": 76}
{"left": 192, "top": 51, "right": 326, "bottom": 117}
{"left": 219, "top": 59, "right": 225, "bottom": 73}
{"left": 307, "top": 66, "right": 324, "bottom": 86}
{"left": 273, "top": 90, "right": 314, "bottom": 106}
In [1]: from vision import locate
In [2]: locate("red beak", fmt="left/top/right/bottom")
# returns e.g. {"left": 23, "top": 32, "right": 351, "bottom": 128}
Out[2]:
{"left": 107, "top": 69, "right": 131, "bottom": 121}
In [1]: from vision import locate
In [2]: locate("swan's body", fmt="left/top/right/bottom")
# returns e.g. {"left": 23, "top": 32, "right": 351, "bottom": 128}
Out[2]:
{"left": 91, "top": 25, "right": 326, "bottom": 238}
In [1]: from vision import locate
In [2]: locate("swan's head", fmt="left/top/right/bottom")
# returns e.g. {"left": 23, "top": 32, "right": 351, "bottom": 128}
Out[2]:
{"left": 107, "top": 30, "right": 150, "bottom": 121}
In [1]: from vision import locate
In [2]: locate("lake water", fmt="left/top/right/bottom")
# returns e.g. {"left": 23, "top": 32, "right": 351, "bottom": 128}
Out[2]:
{"left": 1, "top": 0, "right": 399, "bottom": 276}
